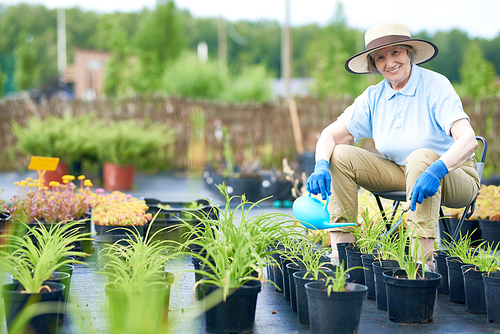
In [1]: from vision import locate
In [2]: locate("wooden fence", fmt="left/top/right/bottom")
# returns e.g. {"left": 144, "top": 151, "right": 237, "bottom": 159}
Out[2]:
{"left": 0, "top": 94, "right": 499, "bottom": 175}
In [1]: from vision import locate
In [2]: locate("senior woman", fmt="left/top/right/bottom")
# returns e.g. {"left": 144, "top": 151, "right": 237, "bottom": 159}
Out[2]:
{"left": 306, "top": 22, "right": 479, "bottom": 269}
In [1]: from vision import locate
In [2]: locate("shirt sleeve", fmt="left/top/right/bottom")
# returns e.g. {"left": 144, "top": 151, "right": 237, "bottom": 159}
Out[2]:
{"left": 337, "top": 89, "right": 374, "bottom": 143}
{"left": 431, "top": 75, "right": 469, "bottom": 136}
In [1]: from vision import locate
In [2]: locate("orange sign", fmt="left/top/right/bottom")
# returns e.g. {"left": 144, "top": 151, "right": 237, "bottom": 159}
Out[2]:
{"left": 28, "top": 156, "right": 60, "bottom": 171}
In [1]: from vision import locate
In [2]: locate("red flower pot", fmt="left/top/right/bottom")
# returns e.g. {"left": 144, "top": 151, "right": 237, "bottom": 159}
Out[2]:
{"left": 42, "top": 162, "right": 68, "bottom": 187}
{"left": 103, "top": 163, "right": 135, "bottom": 191}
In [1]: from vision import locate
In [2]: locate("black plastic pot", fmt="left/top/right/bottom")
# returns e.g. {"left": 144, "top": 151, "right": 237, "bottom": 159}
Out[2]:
{"left": 202, "top": 280, "right": 261, "bottom": 334}
{"left": 266, "top": 243, "right": 284, "bottom": 293}
{"left": 435, "top": 250, "right": 449, "bottom": 294}
{"left": 446, "top": 256, "right": 466, "bottom": 303}
{"left": 94, "top": 224, "right": 146, "bottom": 244}
{"left": 383, "top": 269, "right": 441, "bottom": 323}
{"left": 280, "top": 254, "right": 296, "bottom": 301}
{"left": 462, "top": 264, "right": 487, "bottom": 315}
{"left": 0, "top": 210, "right": 11, "bottom": 234}
{"left": 336, "top": 242, "right": 351, "bottom": 270}
{"left": 292, "top": 270, "right": 336, "bottom": 325}
{"left": 305, "top": 281, "right": 367, "bottom": 334}
{"left": 482, "top": 271, "right": 500, "bottom": 323}
{"left": 479, "top": 219, "right": 500, "bottom": 248}
{"left": 2, "top": 281, "right": 65, "bottom": 334}
{"left": 286, "top": 262, "right": 306, "bottom": 313}
{"left": 345, "top": 245, "right": 365, "bottom": 285}
{"left": 372, "top": 259, "right": 400, "bottom": 311}
{"left": 360, "top": 253, "right": 376, "bottom": 300}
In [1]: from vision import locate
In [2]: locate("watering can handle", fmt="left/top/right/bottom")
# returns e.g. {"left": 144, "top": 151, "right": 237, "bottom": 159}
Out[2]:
{"left": 308, "top": 192, "right": 329, "bottom": 210}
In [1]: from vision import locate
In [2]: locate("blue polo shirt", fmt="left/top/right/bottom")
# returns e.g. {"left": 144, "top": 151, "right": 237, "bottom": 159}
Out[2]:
{"left": 337, "top": 64, "right": 469, "bottom": 166}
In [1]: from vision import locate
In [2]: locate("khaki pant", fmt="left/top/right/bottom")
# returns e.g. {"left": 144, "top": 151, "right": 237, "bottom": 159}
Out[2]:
{"left": 327, "top": 145, "right": 480, "bottom": 239}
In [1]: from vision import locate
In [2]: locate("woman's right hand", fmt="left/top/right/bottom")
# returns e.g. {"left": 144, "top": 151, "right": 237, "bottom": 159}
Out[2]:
{"left": 306, "top": 159, "right": 332, "bottom": 200}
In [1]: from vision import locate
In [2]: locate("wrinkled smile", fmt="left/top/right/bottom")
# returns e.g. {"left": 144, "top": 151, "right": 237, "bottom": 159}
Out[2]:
{"left": 387, "top": 65, "right": 401, "bottom": 73}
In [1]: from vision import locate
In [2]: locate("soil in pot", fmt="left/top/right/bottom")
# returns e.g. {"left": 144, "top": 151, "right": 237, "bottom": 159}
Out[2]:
{"left": 462, "top": 264, "right": 487, "bottom": 315}
{"left": 372, "top": 259, "right": 400, "bottom": 311}
{"left": 446, "top": 256, "right": 466, "bottom": 303}
{"left": 306, "top": 281, "right": 367, "bottom": 334}
{"left": 383, "top": 269, "right": 441, "bottom": 324}
{"left": 345, "top": 245, "right": 365, "bottom": 285}
{"left": 293, "top": 270, "right": 336, "bottom": 325}
{"left": 435, "top": 250, "right": 449, "bottom": 294}
{"left": 201, "top": 280, "right": 261, "bottom": 334}
{"left": 2, "top": 281, "right": 65, "bottom": 334}
{"left": 483, "top": 271, "right": 500, "bottom": 323}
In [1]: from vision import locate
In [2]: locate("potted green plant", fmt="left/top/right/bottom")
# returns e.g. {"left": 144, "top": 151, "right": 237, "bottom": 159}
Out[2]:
{"left": 100, "top": 216, "right": 175, "bottom": 334}
{"left": 91, "top": 190, "right": 153, "bottom": 268}
{"left": 180, "top": 183, "right": 297, "bottom": 333}
{"left": 345, "top": 209, "right": 386, "bottom": 288}
{"left": 482, "top": 264, "right": 500, "bottom": 323}
{"left": 380, "top": 222, "right": 442, "bottom": 323}
{"left": 0, "top": 219, "right": 90, "bottom": 333}
{"left": 461, "top": 243, "right": 500, "bottom": 315}
{"left": 11, "top": 114, "right": 99, "bottom": 185}
{"left": 305, "top": 264, "right": 367, "bottom": 334}
{"left": 95, "top": 119, "right": 176, "bottom": 191}
{"left": 289, "top": 239, "right": 336, "bottom": 325}
{"left": 441, "top": 230, "right": 484, "bottom": 304}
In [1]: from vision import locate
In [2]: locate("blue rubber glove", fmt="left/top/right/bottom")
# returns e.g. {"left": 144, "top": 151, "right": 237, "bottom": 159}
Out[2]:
{"left": 410, "top": 159, "right": 448, "bottom": 211}
{"left": 306, "top": 159, "right": 332, "bottom": 200}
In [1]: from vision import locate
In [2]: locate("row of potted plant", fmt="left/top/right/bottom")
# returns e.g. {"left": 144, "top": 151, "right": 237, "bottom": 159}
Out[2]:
{"left": 11, "top": 114, "right": 177, "bottom": 190}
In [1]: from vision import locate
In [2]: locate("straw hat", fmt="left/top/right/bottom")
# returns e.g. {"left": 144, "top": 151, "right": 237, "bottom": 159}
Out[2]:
{"left": 345, "top": 22, "right": 438, "bottom": 74}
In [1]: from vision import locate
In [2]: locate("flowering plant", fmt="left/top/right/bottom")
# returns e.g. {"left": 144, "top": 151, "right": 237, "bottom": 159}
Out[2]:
{"left": 91, "top": 190, "right": 152, "bottom": 226}
{"left": 7, "top": 175, "right": 93, "bottom": 224}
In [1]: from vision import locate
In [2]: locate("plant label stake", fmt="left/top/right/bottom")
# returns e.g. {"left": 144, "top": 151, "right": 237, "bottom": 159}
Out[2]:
{"left": 28, "top": 156, "right": 60, "bottom": 187}
{"left": 292, "top": 193, "right": 356, "bottom": 230}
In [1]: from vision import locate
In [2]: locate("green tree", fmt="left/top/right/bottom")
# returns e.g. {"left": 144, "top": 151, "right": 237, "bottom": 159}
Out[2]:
{"left": 0, "top": 63, "right": 6, "bottom": 97}
{"left": 101, "top": 17, "right": 133, "bottom": 97}
{"left": 134, "top": 0, "right": 185, "bottom": 91}
{"left": 307, "top": 3, "right": 369, "bottom": 98}
{"left": 14, "top": 33, "right": 38, "bottom": 91}
{"left": 459, "top": 41, "right": 498, "bottom": 99}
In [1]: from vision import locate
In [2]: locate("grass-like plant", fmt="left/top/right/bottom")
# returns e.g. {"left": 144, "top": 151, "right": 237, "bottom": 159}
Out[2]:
{"left": 376, "top": 221, "right": 432, "bottom": 280}
{"left": 440, "top": 229, "right": 486, "bottom": 264}
{"left": 179, "top": 183, "right": 301, "bottom": 300}
{"left": 349, "top": 208, "right": 387, "bottom": 254}
{"left": 100, "top": 214, "right": 176, "bottom": 291}
{"left": 0, "top": 220, "right": 91, "bottom": 293}
{"left": 280, "top": 238, "right": 333, "bottom": 281}
{"left": 467, "top": 242, "right": 500, "bottom": 272}
{"left": 325, "top": 264, "right": 366, "bottom": 295}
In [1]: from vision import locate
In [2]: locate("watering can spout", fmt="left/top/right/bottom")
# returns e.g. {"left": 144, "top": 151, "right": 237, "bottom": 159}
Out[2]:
{"left": 292, "top": 193, "right": 356, "bottom": 230}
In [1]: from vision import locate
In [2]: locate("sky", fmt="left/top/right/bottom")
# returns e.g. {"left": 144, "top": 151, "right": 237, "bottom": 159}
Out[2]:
{"left": 3, "top": 0, "right": 500, "bottom": 40}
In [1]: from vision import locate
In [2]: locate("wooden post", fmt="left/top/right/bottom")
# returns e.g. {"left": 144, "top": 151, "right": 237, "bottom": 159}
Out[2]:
{"left": 288, "top": 98, "right": 304, "bottom": 155}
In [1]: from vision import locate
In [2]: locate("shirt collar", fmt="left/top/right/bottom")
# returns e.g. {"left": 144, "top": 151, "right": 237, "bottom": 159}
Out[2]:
{"left": 384, "top": 63, "right": 421, "bottom": 99}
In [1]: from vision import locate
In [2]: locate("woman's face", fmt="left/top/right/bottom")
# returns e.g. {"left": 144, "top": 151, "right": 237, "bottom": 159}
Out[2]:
{"left": 372, "top": 46, "right": 412, "bottom": 91}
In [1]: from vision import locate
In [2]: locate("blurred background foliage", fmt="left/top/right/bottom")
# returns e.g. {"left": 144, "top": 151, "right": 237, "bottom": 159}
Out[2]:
{"left": 0, "top": 1, "right": 499, "bottom": 100}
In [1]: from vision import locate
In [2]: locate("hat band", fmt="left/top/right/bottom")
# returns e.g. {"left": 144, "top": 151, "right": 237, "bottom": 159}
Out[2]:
{"left": 366, "top": 35, "right": 412, "bottom": 51}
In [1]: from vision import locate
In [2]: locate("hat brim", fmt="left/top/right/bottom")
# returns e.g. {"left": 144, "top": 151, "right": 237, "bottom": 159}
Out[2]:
{"left": 345, "top": 39, "right": 438, "bottom": 74}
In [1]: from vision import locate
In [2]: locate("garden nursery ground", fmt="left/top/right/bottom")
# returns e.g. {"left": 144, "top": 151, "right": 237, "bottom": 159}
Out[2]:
{"left": 1, "top": 171, "right": 500, "bottom": 333}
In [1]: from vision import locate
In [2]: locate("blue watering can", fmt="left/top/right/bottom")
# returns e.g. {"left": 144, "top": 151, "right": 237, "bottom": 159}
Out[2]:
{"left": 292, "top": 193, "right": 356, "bottom": 230}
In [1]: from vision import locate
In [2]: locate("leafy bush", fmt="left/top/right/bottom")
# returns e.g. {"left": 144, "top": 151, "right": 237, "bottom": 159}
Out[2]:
{"left": 12, "top": 114, "right": 99, "bottom": 165}
{"left": 161, "top": 53, "right": 226, "bottom": 99}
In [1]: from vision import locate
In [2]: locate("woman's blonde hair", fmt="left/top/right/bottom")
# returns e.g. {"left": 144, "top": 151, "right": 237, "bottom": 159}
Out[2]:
{"left": 367, "top": 45, "right": 416, "bottom": 75}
